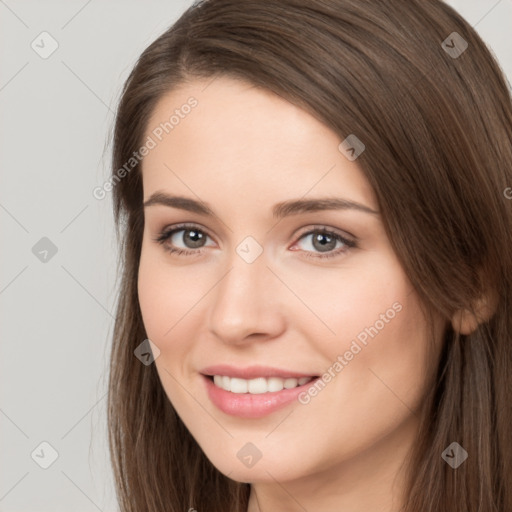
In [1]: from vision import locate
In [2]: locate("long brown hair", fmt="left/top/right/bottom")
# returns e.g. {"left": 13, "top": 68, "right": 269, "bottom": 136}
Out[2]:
{"left": 107, "top": 1, "right": 512, "bottom": 510}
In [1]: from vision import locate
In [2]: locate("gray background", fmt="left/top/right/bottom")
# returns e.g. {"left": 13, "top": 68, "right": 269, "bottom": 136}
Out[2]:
{"left": 1, "top": 1, "right": 510, "bottom": 510}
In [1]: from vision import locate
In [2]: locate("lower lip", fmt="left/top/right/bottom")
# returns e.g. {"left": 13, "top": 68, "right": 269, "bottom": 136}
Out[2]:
{"left": 202, "top": 374, "right": 318, "bottom": 419}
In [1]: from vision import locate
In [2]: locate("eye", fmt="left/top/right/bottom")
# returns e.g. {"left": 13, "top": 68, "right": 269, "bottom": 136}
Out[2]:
{"left": 153, "top": 223, "right": 214, "bottom": 257}
{"left": 292, "top": 226, "right": 356, "bottom": 260}
{"left": 153, "top": 223, "right": 357, "bottom": 260}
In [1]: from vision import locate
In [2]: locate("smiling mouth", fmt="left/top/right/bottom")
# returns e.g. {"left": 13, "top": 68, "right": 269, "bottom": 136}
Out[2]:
{"left": 206, "top": 374, "right": 317, "bottom": 394}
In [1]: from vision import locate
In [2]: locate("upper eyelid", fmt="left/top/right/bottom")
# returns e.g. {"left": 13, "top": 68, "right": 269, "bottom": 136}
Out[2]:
{"left": 296, "top": 224, "right": 355, "bottom": 240}
{"left": 162, "top": 222, "right": 214, "bottom": 240}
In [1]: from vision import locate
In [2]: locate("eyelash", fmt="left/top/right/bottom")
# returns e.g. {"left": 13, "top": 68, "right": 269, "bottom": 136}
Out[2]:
{"left": 153, "top": 223, "right": 357, "bottom": 260}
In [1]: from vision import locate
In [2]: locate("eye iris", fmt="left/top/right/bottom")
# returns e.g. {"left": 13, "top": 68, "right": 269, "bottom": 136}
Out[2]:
{"left": 183, "top": 229, "right": 205, "bottom": 248}
{"left": 313, "top": 232, "right": 336, "bottom": 252}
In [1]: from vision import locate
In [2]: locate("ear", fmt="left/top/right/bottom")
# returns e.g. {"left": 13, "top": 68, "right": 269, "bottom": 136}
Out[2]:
{"left": 451, "top": 291, "right": 498, "bottom": 335}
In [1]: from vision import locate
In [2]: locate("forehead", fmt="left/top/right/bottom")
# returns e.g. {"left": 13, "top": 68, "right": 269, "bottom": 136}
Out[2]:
{"left": 141, "top": 76, "right": 377, "bottom": 211}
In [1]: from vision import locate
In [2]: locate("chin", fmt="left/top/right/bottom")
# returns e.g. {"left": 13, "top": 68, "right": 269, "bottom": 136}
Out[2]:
{"left": 204, "top": 447, "right": 309, "bottom": 483}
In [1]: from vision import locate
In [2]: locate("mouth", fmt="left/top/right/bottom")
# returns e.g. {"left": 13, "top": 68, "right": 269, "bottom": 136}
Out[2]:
{"left": 201, "top": 373, "right": 320, "bottom": 419}
{"left": 205, "top": 374, "right": 318, "bottom": 394}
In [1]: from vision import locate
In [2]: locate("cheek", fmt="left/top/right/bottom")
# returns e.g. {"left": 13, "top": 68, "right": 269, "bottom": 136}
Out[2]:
{"left": 324, "top": 286, "right": 431, "bottom": 421}
{"left": 137, "top": 245, "right": 200, "bottom": 340}
{"left": 137, "top": 248, "right": 199, "bottom": 404}
{"left": 300, "top": 253, "right": 431, "bottom": 412}
{"left": 282, "top": 252, "right": 411, "bottom": 356}
{"left": 138, "top": 252, "right": 167, "bottom": 339}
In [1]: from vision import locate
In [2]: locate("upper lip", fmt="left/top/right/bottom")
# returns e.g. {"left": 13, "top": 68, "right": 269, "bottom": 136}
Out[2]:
{"left": 200, "top": 364, "right": 318, "bottom": 380}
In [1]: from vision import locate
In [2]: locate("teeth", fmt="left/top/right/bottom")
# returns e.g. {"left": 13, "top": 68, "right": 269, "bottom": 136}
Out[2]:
{"left": 212, "top": 375, "right": 314, "bottom": 394}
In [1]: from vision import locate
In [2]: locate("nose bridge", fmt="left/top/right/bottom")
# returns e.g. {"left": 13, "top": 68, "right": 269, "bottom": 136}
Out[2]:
{"left": 207, "top": 238, "right": 284, "bottom": 343}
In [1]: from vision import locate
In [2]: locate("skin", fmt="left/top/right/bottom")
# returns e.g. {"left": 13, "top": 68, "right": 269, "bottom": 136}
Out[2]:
{"left": 137, "top": 76, "right": 446, "bottom": 512}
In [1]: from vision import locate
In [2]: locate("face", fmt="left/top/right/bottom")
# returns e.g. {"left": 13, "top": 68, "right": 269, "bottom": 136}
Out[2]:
{"left": 138, "top": 76, "right": 443, "bottom": 486}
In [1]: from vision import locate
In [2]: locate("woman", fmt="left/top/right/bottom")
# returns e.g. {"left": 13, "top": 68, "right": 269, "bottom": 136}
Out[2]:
{"left": 107, "top": 1, "right": 512, "bottom": 510}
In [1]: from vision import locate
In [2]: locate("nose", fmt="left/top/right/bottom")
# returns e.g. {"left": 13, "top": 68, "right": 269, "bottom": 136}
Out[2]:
{"left": 207, "top": 246, "right": 286, "bottom": 345}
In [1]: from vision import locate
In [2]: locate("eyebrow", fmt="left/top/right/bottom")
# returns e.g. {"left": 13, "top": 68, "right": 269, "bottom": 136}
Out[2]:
{"left": 143, "top": 192, "right": 380, "bottom": 218}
